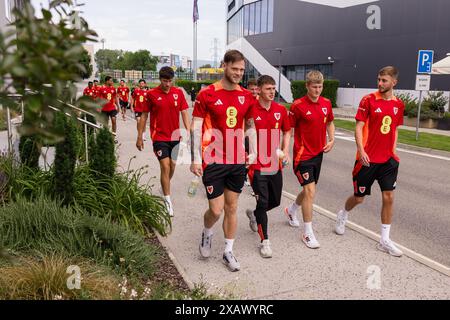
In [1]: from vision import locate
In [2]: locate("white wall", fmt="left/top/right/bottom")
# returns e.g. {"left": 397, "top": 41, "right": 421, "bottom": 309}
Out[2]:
{"left": 337, "top": 87, "right": 450, "bottom": 111}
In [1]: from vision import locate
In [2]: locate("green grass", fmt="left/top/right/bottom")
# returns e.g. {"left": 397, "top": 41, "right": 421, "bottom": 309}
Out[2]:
{"left": 333, "top": 119, "right": 450, "bottom": 152}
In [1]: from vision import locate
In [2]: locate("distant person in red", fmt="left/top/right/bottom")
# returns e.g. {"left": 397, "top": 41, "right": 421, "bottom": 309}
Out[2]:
{"left": 130, "top": 79, "right": 149, "bottom": 138}
{"left": 93, "top": 79, "right": 101, "bottom": 99}
{"left": 136, "top": 67, "right": 191, "bottom": 217}
{"left": 335, "top": 66, "right": 405, "bottom": 257}
{"left": 83, "top": 81, "right": 96, "bottom": 99}
{"left": 98, "top": 76, "right": 119, "bottom": 140}
{"left": 117, "top": 79, "right": 130, "bottom": 121}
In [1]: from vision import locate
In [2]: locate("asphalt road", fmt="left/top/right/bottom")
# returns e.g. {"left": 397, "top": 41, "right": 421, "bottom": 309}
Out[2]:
{"left": 282, "top": 129, "right": 450, "bottom": 267}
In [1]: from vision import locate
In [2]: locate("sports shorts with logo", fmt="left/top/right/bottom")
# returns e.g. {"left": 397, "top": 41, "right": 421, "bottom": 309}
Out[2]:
{"left": 119, "top": 100, "right": 129, "bottom": 109}
{"left": 294, "top": 153, "right": 323, "bottom": 186}
{"left": 352, "top": 157, "right": 399, "bottom": 197}
{"left": 202, "top": 164, "right": 246, "bottom": 200}
{"left": 101, "top": 109, "right": 118, "bottom": 118}
{"left": 248, "top": 169, "right": 283, "bottom": 211}
{"left": 152, "top": 141, "right": 180, "bottom": 161}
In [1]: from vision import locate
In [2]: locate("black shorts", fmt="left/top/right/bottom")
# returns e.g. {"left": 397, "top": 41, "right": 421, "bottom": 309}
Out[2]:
{"left": 294, "top": 153, "right": 323, "bottom": 186}
{"left": 101, "top": 109, "right": 118, "bottom": 118}
{"left": 135, "top": 112, "right": 143, "bottom": 118}
{"left": 352, "top": 157, "right": 399, "bottom": 197}
{"left": 248, "top": 169, "right": 283, "bottom": 211}
{"left": 119, "top": 100, "right": 129, "bottom": 109}
{"left": 202, "top": 164, "right": 246, "bottom": 200}
{"left": 153, "top": 141, "right": 180, "bottom": 161}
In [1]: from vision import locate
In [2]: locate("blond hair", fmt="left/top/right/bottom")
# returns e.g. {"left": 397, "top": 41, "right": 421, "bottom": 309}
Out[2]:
{"left": 378, "top": 66, "right": 399, "bottom": 80}
{"left": 306, "top": 70, "right": 324, "bottom": 85}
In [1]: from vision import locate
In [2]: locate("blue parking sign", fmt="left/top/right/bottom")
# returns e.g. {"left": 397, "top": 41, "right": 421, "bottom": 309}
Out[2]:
{"left": 417, "top": 50, "right": 434, "bottom": 74}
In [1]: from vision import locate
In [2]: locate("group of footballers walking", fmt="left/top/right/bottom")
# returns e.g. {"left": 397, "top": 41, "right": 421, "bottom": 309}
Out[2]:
{"left": 84, "top": 49, "right": 405, "bottom": 272}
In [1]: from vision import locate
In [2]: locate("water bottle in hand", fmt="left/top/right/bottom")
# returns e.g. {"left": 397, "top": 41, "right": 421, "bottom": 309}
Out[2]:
{"left": 188, "top": 176, "right": 200, "bottom": 197}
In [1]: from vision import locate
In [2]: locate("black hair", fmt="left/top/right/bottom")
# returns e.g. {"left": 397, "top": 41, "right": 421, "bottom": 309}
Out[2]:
{"left": 159, "top": 66, "right": 175, "bottom": 80}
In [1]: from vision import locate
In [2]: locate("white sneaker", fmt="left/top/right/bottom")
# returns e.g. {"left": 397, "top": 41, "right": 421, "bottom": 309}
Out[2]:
{"left": 164, "top": 201, "right": 174, "bottom": 217}
{"left": 284, "top": 207, "right": 300, "bottom": 228}
{"left": 377, "top": 239, "right": 403, "bottom": 257}
{"left": 244, "top": 179, "right": 251, "bottom": 187}
{"left": 199, "top": 231, "right": 213, "bottom": 258}
{"left": 246, "top": 209, "right": 258, "bottom": 232}
{"left": 222, "top": 251, "right": 240, "bottom": 272}
{"left": 259, "top": 240, "right": 272, "bottom": 258}
{"left": 302, "top": 233, "right": 320, "bottom": 249}
{"left": 335, "top": 209, "right": 348, "bottom": 235}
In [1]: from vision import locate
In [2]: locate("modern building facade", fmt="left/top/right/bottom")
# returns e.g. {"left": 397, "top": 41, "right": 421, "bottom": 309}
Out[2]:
{"left": 1, "top": 0, "right": 24, "bottom": 29}
{"left": 226, "top": 0, "right": 450, "bottom": 103}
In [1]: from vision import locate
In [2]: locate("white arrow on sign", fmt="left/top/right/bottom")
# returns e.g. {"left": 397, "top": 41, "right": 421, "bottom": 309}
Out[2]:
{"left": 298, "top": 0, "right": 379, "bottom": 8}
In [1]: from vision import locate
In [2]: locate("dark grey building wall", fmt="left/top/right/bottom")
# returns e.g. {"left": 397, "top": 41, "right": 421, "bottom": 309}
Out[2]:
{"left": 244, "top": 0, "right": 450, "bottom": 90}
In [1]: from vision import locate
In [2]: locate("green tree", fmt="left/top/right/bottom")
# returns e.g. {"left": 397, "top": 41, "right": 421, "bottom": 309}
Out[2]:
{"left": 113, "top": 50, "right": 158, "bottom": 71}
{"left": 19, "top": 135, "right": 40, "bottom": 169}
{"left": 89, "top": 127, "right": 116, "bottom": 179}
{"left": 0, "top": 0, "right": 99, "bottom": 142}
{"left": 200, "top": 64, "right": 212, "bottom": 68}
{"left": 95, "top": 49, "right": 122, "bottom": 72}
{"left": 79, "top": 49, "right": 93, "bottom": 79}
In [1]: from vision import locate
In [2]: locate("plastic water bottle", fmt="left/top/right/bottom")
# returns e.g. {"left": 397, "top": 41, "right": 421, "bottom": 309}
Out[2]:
{"left": 276, "top": 149, "right": 288, "bottom": 168}
{"left": 188, "top": 176, "right": 200, "bottom": 197}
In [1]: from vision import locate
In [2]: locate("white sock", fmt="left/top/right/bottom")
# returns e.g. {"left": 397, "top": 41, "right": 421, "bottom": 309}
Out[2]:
{"left": 164, "top": 195, "right": 172, "bottom": 205}
{"left": 381, "top": 224, "right": 391, "bottom": 242}
{"left": 224, "top": 239, "right": 235, "bottom": 253}
{"left": 341, "top": 209, "right": 349, "bottom": 217}
{"left": 203, "top": 227, "right": 213, "bottom": 237}
{"left": 289, "top": 202, "right": 299, "bottom": 214}
{"left": 304, "top": 222, "right": 313, "bottom": 235}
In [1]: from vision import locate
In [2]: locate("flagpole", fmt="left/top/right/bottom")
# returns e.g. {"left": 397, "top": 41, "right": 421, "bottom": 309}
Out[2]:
{"left": 193, "top": 20, "right": 197, "bottom": 81}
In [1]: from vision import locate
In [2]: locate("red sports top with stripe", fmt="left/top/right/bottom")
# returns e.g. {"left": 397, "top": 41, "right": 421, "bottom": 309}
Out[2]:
{"left": 355, "top": 91, "right": 405, "bottom": 163}
{"left": 117, "top": 85, "right": 130, "bottom": 102}
{"left": 132, "top": 88, "right": 149, "bottom": 113}
{"left": 99, "top": 86, "right": 117, "bottom": 112}
{"left": 250, "top": 101, "right": 291, "bottom": 171}
{"left": 290, "top": 95, "right": 334, "bottom": 166}
{"left": 193, "top": 82, "right": 254, "bottom": 166}
{"left": 147, "top": 86, "right": 188, "bottom": 142}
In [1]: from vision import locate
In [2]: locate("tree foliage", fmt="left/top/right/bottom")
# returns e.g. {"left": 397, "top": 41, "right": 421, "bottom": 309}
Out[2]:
{"left": 95, "top": 49, "right": 159, "bottom": 72}
{"left": 79, "top": 49, "right": 93, "bottom": 79}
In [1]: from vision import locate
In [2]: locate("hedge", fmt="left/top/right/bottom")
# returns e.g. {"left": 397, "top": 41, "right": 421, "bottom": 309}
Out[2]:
{"left": 175, "top": 80, "right": 215, "bottom": 95}
{"left": 291, "top": 80, "right": 340, "bottom": 107}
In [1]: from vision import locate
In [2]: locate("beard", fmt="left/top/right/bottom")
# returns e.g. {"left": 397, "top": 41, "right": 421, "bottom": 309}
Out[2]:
{"left": 224, "top": 71, "right": 241, "bottom": 85}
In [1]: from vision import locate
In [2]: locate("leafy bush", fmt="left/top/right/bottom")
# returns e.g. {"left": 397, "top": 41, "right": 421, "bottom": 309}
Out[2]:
{"left": 54, "top": 113, "right": 79, "bottom": 205}
{"left": 89, "top": 127, "right": 116, "bottom": 180}
{"left": 175, "top": 80, "right": 215, "bottom": 95}
{"left": 0, "top": 196, "right": 160, "bottom": 278}
{"left": 19, "top": 135, "right": 41, "bottom": 169}
{"left": 291, "top": 80, "right": 340, "bottom": 107}
{"left": 422, "top": 91, "right": 449, "bottom": 116}
{"left": 0, "top": 254, "right": 121, "bottom": 300}
{"left": 396, "top": 92, "right": 418, "bottom": 116}
{"left": 73, "top": 163, "right": 171, "bottom": 236}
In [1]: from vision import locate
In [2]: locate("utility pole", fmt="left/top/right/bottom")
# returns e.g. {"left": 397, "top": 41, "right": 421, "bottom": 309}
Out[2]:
{"left": 211, "top": 38, "right": 220, "bottom": 69}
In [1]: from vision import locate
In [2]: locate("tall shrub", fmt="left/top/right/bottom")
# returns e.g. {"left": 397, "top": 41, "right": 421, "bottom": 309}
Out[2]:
{"left": 89, "top": 127, "right": 116, "bottom": 179}
{"left": 19, "top": 135, "right": 40, "bottom": 169}
{"left": 291, "top": 80, "right": 340, "bottom": 107}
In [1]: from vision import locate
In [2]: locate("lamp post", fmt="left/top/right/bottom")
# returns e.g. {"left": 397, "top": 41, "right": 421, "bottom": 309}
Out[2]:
{"left": 274, "top": 48, "right": 282, "bottom": 102}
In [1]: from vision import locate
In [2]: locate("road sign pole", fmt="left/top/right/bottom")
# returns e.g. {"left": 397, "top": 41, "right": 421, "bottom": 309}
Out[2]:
{"left": 416, "top": 90, "right": 423, "bottom": 141}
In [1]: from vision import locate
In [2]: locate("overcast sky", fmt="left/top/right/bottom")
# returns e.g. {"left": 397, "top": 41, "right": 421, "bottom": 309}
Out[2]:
{"left": 32, "top": 0, "right": 226, "bottom": 60}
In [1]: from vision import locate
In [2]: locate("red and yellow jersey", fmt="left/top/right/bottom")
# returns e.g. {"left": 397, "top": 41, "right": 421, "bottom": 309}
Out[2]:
{"left": 99, "top": 86, "right": 117, "bottom": 111}
{"left": 193, "top": 82, "right": 255, "bottom": 166}
{"left": 83, "top": 87, "right": 96, "bottom": 99}
{"left": 132, "top": 88, "right": 149, "bottom": 113}
{"left": 250, "top": 101, "right": 291, "bottom": 171}
{"left": 93, "top": 85, "right": 102, "bottom": 99}
{"left": 355, "top": 91, "right": 405, "bottom": 163}
{"left": 147, "top": 86, "right": 189, "bottom": 142}
{"left": 290, "top": 95, "right": 334, "bottom": 166}
{"left": 117, "top": 86, "right": 130, "bottom": 102}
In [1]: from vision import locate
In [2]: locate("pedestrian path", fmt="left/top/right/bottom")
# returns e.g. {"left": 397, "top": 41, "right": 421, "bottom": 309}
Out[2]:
{"left": 116, "top": 115, "right": 450, "bottom": 299}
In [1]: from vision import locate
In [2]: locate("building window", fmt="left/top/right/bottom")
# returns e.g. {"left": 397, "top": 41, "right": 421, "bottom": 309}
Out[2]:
{"left": 228, "top": 0, "right": 236, "bottom": 12}
{"left": 227, "top": 0, "right": 275, "bottom": 44}
{"left": 284, "top": 64, "right": 333, "bottom": 81}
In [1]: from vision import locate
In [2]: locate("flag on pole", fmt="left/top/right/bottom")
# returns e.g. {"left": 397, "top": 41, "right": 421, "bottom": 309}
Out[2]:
{"left": 193, "top": 0, "right": 199, "bottom": 22}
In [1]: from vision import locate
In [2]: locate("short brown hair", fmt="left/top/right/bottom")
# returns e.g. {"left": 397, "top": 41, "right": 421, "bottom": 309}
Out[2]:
{"left": 223, "top": 50, "right": 245, "bottom": 64}
{"left": 257, "top": 75, "right": 276, "bottom": 87}
{"left": 159, "top": 66, "right": 175, "bottom": 80}
{"left": 247, "top": 78, "right": 257, "bottom": 87}
{"left": 378, "top": 66, "right": 399, "bottom": 80}
{"left": 306, "top": 70, "right": 324, "bottom": 85}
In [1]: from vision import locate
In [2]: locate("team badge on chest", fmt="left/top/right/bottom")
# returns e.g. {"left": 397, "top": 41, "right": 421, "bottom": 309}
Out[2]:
{"left": 394, "top": 107, "right": 398, "bottom": 115}
{"left": 238, "top": 96, "right": 245, "bottom": 105}
{"left": 322, "top": 108, "right": 328, "bottom": 115}
{"left": 274, "top": 113, "right": 281, "bottom": 121}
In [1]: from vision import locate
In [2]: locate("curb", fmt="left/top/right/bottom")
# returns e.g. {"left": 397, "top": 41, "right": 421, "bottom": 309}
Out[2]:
{"left": 154, "top": 230, "right": 196, "bottom": 291}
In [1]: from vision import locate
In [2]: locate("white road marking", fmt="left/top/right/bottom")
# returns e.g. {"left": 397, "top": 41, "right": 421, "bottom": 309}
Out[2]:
{"left": 334, "top": 135, "right": 450, "bottom": 162}
{"left": 282, "top": 190, "right": 450, "bottom": 277}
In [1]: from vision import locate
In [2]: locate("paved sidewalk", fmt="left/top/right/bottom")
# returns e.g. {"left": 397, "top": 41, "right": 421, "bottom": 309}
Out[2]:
{"left": 334, "top": 107, "right": 450, "bottom": 137}
{"left": 116, "top": 115, "right": 450, "bottom": 299}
